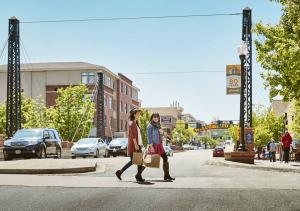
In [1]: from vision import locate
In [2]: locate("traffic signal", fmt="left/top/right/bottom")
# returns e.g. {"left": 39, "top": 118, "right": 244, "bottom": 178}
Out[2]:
{"left": 196, "top": 122, "right": 202, "bottom": 129}
{"left": 185, "top": 123, "right": 188, "bottom": 129}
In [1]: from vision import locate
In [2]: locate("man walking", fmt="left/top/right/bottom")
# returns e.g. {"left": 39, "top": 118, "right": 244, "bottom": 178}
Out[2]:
{"left": 269, "top": 138, "right": 276, "bottom": 162}
{"left": 281, "top": 130, "right": 292, "bottom": 163}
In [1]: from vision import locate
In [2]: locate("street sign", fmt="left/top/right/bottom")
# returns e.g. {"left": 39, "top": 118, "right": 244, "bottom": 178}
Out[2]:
{"left": 161, "top": 116, "right": 173, "bottom": 125}
{"left": 226, "top": 64, "right": 241, "bottom": 95}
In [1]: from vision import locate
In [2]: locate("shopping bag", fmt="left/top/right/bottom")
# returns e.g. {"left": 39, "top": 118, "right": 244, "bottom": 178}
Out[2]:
{"left": 132, "top": 152, "right": 143, "bottom": 165}
{"left": 143, "top": 153, "right": 160, "bottom": 168}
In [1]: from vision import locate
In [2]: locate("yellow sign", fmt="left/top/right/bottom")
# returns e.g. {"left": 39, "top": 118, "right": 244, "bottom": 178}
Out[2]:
{"left": 226, "top": 64, "right": 241, "bottom": 95}
{"left": 194, "top": 123, "right": 234, "bottom": 132}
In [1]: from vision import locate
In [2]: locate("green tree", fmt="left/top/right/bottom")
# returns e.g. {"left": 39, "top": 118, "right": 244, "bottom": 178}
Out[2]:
{"left": 172, "top": 120, "right": 196, "bottom": 145}
{"left": 54, "top": 85, "right": 95, "bottom": 142}
{"left": 228, "top": 124, "right": 239, "bottom": 143}
{"left": 255, "top": 0, "right": 300, "bottom": 100}
{"left": 252, "top": 105, "right": 283, "bottom": 158}
{"left": 0, "top": 103, "right": 6, "bottom": 135}
{"left": 21, "top": 96, "right": 55, "bottom": 129}
{"left": 198, "top": 136, "right": 217, "bottom": 149}
{"left": 138, "top": 109, "right": 151, "bottom": 146}
{"left": 289, "top": 100, "right": 300, "bottom": 139}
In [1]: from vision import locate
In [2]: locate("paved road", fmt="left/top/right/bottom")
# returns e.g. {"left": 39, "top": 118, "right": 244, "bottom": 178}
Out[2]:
{"left": 0, "top": 150, "right": 300, "bottom": 211}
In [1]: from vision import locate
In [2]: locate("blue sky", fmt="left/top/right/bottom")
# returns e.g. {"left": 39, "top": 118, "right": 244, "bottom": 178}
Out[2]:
{"left": 0, "top": 0, "right": 282, "bottom": 122}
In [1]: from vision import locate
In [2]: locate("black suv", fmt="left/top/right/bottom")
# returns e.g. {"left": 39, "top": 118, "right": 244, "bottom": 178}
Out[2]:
{"left": 3, "top": 128, "right": 63, "bottom": 160}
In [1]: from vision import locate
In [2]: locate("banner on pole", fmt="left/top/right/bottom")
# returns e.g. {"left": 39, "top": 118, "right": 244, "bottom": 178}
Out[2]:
{"left": 226, "top": 65, "right": 241, "bottom": 95}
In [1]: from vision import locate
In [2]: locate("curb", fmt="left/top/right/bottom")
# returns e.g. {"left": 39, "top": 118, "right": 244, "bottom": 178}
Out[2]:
{"left": 0, "top": 162, "right": 98, "bottom": 174}
{"left": 206, "top": 159, "right": 300, "bottom": 173}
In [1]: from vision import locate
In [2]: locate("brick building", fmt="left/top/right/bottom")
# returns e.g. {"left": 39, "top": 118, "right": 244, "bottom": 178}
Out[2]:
{"left": 0, "top": 62, "right": 141, "bottom": 139}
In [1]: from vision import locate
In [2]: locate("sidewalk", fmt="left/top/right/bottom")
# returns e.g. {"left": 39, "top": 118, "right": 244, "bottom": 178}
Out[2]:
{"left": 207, "top": 158, "right": 300, "bottom": 173}
{"left": 0, "top": 159, "right": 101, "bottom": 174}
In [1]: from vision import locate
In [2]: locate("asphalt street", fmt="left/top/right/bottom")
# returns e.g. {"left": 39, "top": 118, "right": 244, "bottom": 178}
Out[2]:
{"left": 0, "top": 150, "right": 300, "bottom": 211}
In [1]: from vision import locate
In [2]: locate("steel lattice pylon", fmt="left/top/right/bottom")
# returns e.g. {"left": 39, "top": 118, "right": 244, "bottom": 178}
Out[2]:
{"left": 242, "top": 8, "right": 252, "bottom": 128}
{"left": 6, "top": 17, "right": 21, "bottom": 138}
{"left": 96, "top": 72, "right": 105, "bottom": 139}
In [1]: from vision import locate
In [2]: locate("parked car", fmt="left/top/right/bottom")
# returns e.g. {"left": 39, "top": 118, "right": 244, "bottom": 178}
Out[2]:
{"left": 163, "top": 145, "right": 174, "bottom": 157}
{"left": 3, "top": 128, "right": 62, "bottom": 160}
{"left": 213, "top": 147, "right": 224, "bottom": 157}
{"left": 107, "top": 138, "right": 128, "bottom": 157}
{"left": 71, "top": 138, "right": 108, "bottom": 159}
{"left": 183, "top": 144, "right": 193, "bottom": 150}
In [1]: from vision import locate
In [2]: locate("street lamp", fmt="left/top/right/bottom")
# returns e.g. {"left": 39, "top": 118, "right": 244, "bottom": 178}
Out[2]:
{"left": 238, "top": 41, "right": 247, "bottom": 151}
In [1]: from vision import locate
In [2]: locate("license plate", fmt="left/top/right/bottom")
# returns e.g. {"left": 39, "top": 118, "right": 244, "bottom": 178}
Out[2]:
{"left": 113, "top": 149, "right": 117, "bottom": 152}
{"left": 15, "top": 150, "right": 21, "bottom": 154}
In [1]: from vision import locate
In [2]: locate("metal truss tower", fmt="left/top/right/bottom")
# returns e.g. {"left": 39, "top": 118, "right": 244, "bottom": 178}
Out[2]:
{"left": 96, "top": 72, "right": 105, "bottom": 139}
{"left": 6, "top": 17, "right": 21, "bottom": 137}
{"left": 242, "top": 8, "right": 252, "bottom": 128}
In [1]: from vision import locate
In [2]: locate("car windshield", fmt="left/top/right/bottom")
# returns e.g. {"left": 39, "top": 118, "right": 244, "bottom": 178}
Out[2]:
{"left": 110, "top": 138, "right": 127, "bottom": 145}
{"left": 13, "top": 130, "right": 43, "bottom": 139}
{"left": 77, "top": 139, "right": 98, "bottom": 145}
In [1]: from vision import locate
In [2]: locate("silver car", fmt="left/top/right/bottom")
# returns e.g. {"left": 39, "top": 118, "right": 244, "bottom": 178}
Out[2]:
{"left": 71, "top": 138, "right": 108, "bottom": 159}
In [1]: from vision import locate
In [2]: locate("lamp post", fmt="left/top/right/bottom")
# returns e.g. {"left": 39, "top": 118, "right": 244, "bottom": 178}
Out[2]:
{"left": 238, "top": 41, "right": 247, "bottom": 151}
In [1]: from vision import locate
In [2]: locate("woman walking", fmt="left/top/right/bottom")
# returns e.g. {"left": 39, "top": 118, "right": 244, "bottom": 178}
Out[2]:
{"left": 147, "top": 113, "right": 175, "bottom": 181}
{"left": 115, "top": 108, "right": 145, "bottom": 182}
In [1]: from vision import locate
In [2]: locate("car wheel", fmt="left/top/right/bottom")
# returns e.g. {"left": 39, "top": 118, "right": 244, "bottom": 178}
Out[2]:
{"left": 72, "top": 156, "right": 76, "bottom": 159}
{"left": 4, "top": 154, "right": 12, "bottom": 161}
{"left": 56, "top": 148, "right": 62, "bottom": 159}
{"left": 94, "top": 149, "right": 99, "bottom": 158}
{"left": 83, "top": 156, "right": 87, "bottom": 158}
{"left": 38, "top": 147, "right": 46, "bottom": 159}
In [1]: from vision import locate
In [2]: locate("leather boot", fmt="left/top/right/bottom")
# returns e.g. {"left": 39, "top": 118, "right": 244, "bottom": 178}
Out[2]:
{"left": 115, "top": 170, "right": 122, "bottom": 181}
{"left": 163, "top": 162, "right": 175, "bottom": 181}
{"left": 135, "top": 166, "right": 146, "bottom": 182}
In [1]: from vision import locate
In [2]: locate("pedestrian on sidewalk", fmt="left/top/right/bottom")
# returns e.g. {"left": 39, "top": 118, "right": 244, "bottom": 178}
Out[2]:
{"left": 277, "top": 141, "right": 283, "bottom": 162}
{"left": 267, "top": 140, "right": 271, "bottom": 161}
{"left": 115, "top": 108, "right": 146, "bottom": 182}
{"left": 281, "top": 129, "right": 292, "bottom": 164}
{"left": 269, "top": 138, "right": 276, "bottom": 162}
{"left": 147, "top": 113, "right": 175, "bottom": 181}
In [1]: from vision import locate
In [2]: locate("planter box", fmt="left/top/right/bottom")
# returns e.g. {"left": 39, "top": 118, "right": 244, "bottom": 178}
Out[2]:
{"left": 62, "top": 141, "right": 74, "bottom": 149}
{"left": 225, "top": 151, "right": 255, "bottom": 164}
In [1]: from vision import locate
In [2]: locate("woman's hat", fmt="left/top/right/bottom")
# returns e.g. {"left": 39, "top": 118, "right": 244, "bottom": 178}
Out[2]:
{"left": 130, "top": 107, "right": 142, "bottom": 114}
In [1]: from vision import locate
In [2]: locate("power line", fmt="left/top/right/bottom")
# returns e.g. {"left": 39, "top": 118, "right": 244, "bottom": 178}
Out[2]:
{"left": 122, "top": 70, "right": 224, "bottom": 75}
{"left": 20, "top": 13, "right": 242, "bottom": 24}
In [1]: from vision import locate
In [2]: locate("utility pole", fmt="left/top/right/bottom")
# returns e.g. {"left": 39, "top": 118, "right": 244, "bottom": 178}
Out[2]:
{"left": 6, "top": 16, "right": 21, "bottom": 138}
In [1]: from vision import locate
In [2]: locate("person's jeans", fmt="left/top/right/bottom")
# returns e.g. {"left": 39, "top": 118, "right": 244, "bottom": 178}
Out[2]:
{"left": 283, "top": 148, "right": 290, "bottom": 163}
{"left": 270, "top": 151, "right": 276, "bottom": 162}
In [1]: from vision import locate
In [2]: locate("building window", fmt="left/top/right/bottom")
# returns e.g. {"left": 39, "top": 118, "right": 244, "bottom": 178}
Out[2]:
{"left": 110, "top": 117, "right": 113, "bottom": 128}
{"left": 132, "top": 89, "right": 138, "bottom": 101}
{"left": 104, "top": 95, "right": 107, "bottom": 107}
{"left": 103, "top": 75, "right": 114, "bottom": 89}
{"left": 81, "top": 72, "right": 95, "bottom": 84}
{"left": 109, "top": 96, "right": 113, "bottom": 109}
{"left": 104, "top": 115, "right": 107, "bottom": 127}
{"left": 121, "top": 120, "right": 123, "bottom": 131}
{"left": 125, "top": 121, "right": 128, "bottom": 131}
{"left": 120, "top": 101, "right": 123, "bottom": 112}
{"left": 125, "top": 85, "right": 128, "bottom": 95}
{"left": 120, "top": 82, "right": 124, "bottom": 93}
{"left": 125, "top": 103, "right": 128, "bottom": 113}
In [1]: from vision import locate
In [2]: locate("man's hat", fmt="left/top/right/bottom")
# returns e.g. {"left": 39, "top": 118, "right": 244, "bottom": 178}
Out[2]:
{"left": 130, "top": 107, "right": 142, "bottom": 114}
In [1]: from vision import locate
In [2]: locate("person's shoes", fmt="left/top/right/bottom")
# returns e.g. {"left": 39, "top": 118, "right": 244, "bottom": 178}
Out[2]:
{"left": 163, "top": 162, "right": 175, "bottom": 181}
{"left": 135, "top": 174, "right": 145, "bottom": 182}
{"left": 164, "top": 175, "right": 175, "bottom": 181}
{"left": 115, "top": 170, "right": 122, "bottom": 180}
